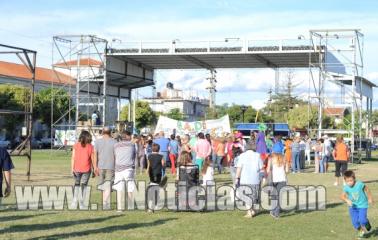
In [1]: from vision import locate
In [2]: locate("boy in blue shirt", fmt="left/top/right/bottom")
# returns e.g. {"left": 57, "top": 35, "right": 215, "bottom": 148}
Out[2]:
{"left": 341, "top": 170, "right": 374, "bottom": 238}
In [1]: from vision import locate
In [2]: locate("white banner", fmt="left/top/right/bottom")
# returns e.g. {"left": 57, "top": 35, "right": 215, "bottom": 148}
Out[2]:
{"left": 54, "top": 130, "right": 76, "bottom": 146}
{"left": 154, "top": 115, "right": 231, "bottom": 137}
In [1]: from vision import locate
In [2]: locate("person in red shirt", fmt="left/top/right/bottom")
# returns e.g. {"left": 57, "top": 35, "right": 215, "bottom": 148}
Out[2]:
{"left": 71, "top": 130, "right": 97, "bottom": 187}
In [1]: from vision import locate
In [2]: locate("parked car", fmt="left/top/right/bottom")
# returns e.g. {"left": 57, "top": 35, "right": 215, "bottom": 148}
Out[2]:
{"left": 31, "top": 138, "right": 43, "bottom": 149}
{"left": 40, "top": 137, "right": 53, "bottom": 148}
{"left": 13, "top": 137, "right": 43, "bottom": 149}
{"left": 371, "top": 144, "right": 378, "bottom": 151}
{"left": 0, "top": 138, "right": 11, "bottom": 149}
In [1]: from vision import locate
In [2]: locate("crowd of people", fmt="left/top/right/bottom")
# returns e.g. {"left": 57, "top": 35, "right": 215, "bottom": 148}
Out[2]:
{"left": 66, "top": 124, "right": 374, "bottom": 236}
{"left": 0, "top": 122, "right": 374, "bottom": 237}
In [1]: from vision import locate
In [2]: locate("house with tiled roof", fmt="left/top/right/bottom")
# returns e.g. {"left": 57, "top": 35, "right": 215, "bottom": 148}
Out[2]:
{"left": 53, "top": 58, "right": 102, "bottom": 68}
{"left": 0, "top": 60, "right": 76, "bottom": 140}
{"left": 324, "top": 107, "right": 350, "bottom": 125}
{"left": 0, "top": 60, "right": 75, "bottom": 91}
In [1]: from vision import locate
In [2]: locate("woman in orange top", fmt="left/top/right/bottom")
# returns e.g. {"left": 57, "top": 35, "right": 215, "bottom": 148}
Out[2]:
{"left": 71, "top": 130, "right": 96, "bottom": 187}
{"left": 215, "top": 137, "right": 225, "bottom": 174}
{"left": 332, "top": 136, "right": 350, "bottom": 186}
{"left": 284, "top": 138, "right": 293, "bottom": 173}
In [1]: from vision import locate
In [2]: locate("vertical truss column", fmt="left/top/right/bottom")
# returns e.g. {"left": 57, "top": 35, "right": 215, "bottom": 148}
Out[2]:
{"left": 309, "top": 29, "right": 365, "bottom": 163}
{"left": 51, "top": 35, "right": 108, "bottom": 147}
{"left": 206, "top": 70, "right": 217, "bottom": 108}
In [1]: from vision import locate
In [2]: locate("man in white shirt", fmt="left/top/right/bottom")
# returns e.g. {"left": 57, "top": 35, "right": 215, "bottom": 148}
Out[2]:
{"left": 235, "top": 143, "right": 264, "bottom": 218}
{"left": 91, "top": 111, "right": 98, "bottom": 126}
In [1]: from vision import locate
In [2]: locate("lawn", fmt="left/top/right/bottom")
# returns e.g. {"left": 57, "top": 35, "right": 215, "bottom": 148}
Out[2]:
{"left": 0, "top": 150, "right": 377, "bottom": 240}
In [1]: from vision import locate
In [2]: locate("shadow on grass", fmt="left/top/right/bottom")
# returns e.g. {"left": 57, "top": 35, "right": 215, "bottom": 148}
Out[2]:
{"left": 362, "top": 157, "right": 378, "bottom": 162}
{"left": 366, "top": 228, "right": 378, "bottom": 238}
{"left": 325, "top": 202, "right": 344, "bottom": 209}
{"left": 364, "top": 179, "right": 378, "bottom": 184}
{"left": 279, "top": 202, "right": 344, "bottom": 218}
{"left": 0, "top": 213, "right": 56, "bottom": 222}
{"left": 28, "top": 217, "right": 178, "bottom": 240}
{"left": 0, "top": 215, "right": 123, "bottom": 235}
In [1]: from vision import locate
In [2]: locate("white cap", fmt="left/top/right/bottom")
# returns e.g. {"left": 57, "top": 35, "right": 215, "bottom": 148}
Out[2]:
{"left": 322, "top": 135, "right": 328, "bottom": 138}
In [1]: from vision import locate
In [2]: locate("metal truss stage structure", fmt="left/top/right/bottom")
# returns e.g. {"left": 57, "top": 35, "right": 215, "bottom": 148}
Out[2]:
{"left": 0, "top": 44, "right": 36, "bottom": 180}
{"left": 52, "top": 30, "right": 374, "bottom": 161}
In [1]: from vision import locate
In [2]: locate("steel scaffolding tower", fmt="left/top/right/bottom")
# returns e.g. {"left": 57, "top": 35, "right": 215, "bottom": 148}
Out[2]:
{"left": 51, "top": 35, "right": 108, "bottom": 141}
{"left": 308, "top": 29, "right": 365, "bottom": 162}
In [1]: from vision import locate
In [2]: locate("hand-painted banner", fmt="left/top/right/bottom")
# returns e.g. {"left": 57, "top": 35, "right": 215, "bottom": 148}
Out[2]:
{"left": 54, "top": 130, "right": 76, "bottom": 146}
{"left": 154, "top": 115, "right": 231, "bottom": 137}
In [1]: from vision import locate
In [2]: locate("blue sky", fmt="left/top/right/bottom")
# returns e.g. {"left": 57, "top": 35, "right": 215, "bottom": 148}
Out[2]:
{"left": 0, "top": 0, "right": 378, "bottom": 109}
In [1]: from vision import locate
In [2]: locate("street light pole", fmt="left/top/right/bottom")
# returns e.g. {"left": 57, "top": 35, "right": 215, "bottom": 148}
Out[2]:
{"left": 241, "top": 105, "right": 248, "bottom": 123}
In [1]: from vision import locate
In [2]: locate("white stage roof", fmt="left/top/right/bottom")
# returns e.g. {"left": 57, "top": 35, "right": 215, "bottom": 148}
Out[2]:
{"left": 106, "top": 39, "right": 340, "bottom": 70}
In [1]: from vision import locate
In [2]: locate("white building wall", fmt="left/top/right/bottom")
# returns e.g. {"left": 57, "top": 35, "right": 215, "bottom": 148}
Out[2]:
{"left": 144, "top": 98, "right": 208, "bottom": 121}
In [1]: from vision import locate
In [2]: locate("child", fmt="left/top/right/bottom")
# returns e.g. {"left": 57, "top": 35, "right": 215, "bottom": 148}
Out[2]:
{"left": 146, "top": 143, "right": 167, "bottom": 187}
{"left": 201, "top": 156, "right": 214, "bottom": 187}
{"left": 340, "top": 170, "right": 374, "bottom": 238}
{"left": 230, "top": 144, "right": 243, "bottom": 186}
{"left": 146, "top": 143, "right": 167, "bottom": 213}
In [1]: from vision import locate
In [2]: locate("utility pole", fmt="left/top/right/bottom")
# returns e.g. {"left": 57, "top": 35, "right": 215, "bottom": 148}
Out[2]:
{"left": 268, "top": 87, "right": 272, "bottom": 117}
{"left": 206, "top": 70, "right": 217, "bottom": 109}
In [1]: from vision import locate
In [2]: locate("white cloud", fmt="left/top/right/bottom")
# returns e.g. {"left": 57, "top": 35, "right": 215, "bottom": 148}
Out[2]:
{"left": 250, "top": 99, "right": 267, "bottom": 110}
{"left": 1, "top": 4, "right": 378, "bottom": 106}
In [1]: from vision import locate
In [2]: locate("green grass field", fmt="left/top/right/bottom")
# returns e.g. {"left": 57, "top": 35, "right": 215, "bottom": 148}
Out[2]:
{"left": 0, "top": 150, "right": 377, "bottom": 240}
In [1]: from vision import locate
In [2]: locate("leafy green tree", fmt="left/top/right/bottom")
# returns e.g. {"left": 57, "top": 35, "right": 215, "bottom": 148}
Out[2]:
{"left": 264, "top": 71, "right": 305, "bottom": 122}
{"left": 372, "top": 110, "right": 378, "bottom": 125}
{"left": 204, "top": 107, "right": 218, "bottom": 119}
{"left": 34, "top": 88, "right": 72, "bottom": 127}
{"left": 204, "top": 103, "right": 229, "bottom": 120}
{"left": 166, "top": 108, "right": 183, "bottom": 121}
{"left": 204, "top": 103, "right": 272, "bottom": 125}
{"left": 119, "top": 104, "right": 129, "bottom": 122}
{"left": 119, "top": 101, "right": 156, "bottom": 129}
{"left": 223, "top": 104, "right": 260, "bottom": 125}
{"left": 287, "top": 105, "right": 317, "bottom": 129}
{"left": 0, "top": 84, "right": 31, "bottom": 137}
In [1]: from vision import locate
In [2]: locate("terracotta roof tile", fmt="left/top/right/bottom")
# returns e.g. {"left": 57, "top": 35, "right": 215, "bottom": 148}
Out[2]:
{"left": 0, "top": 61, "right": 75, "bottom": 85}
{"left": 324, "top": 107, "right": 345, "bottom": 116}
{"left": 53, "top": 58, "right": 102, "bottom": 68}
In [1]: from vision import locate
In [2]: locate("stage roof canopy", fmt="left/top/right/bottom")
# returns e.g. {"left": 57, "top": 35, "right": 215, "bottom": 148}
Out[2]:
{"left": 106, "top": 38, "right": 340, "bottom": 70}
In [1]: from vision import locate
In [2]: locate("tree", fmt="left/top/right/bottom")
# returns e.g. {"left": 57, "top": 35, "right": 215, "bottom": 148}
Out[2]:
{"left": 119, "top": 104, "right": 129, "bottom": 122}
{"left": 204, "top": 107, "right": 218, "bottom": 119}
{"left": 119, "top": 101, "right": 156, "bottom": 129}
{"left": 224, "top": 104, "right": 260, "bottom": 125}
{"left": 34, "top": 88, "right": 72, "bottom": 128}
{"left": 287, "top": 105, "right": 317, "bottom": 129}
{"left": 226, "top": 104, "right": 244, "bottom": 124}
{"left": 166, "top": 108, "right": 183, "bottom": 121}
{"left": 204, "top": 104, "right": 229, "bottom": 120}
{"left": 204, "top": 103, "right": 272, "bottom": 125}
{"left": 371, "top": 110, "right": 378, "bottom": 125}
{"left": 266, "top": 70, "right": 305, "bottom": 122}
{"left": 0, "top": 84, "right": 31, "bottom": 137}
